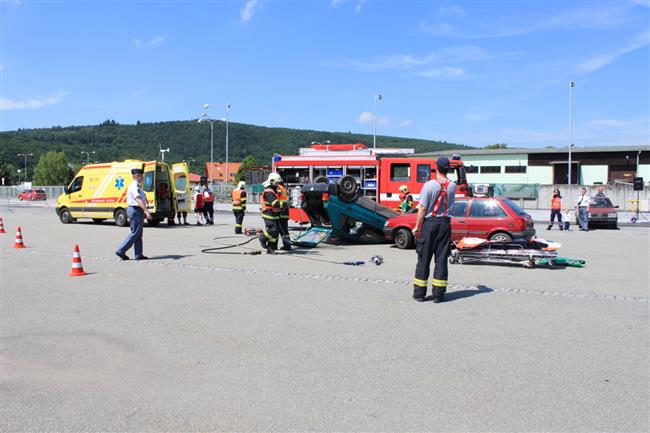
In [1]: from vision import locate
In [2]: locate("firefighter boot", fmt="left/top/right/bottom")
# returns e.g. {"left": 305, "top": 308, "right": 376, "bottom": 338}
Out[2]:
{"left": 547, "top": 223, "right": 553, "bottom": 230}
{"left": 258, "top": 233, "right": 268, "bottom": 249}
{"left": 280, "top": 236, "right": 292, "bottom": 251}
{"left": 412, "top": 284, "right": 426, "bottom": 302}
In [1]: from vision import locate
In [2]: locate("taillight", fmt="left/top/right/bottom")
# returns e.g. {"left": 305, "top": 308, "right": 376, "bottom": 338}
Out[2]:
{"left": 322, "top": 193, "right": 330, "bottom": 201}
{"left": 300, "top": 193, "right": 304, "bottom": 201}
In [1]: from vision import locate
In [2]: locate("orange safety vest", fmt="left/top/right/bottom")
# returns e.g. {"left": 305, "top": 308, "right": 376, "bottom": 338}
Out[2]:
{"left": 277, "top": 184, "right": 289, "bottom": 217}
{"left": 232, "top": 189, "right": 242, "bottom": 206}
{"left": 551, "top": 197, "right": 562, "bottom": 210}
{"left": 261, "top": 187, "right": 281, "bottom": 219}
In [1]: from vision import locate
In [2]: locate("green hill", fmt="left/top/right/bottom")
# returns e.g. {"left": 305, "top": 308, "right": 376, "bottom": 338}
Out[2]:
{"left": 0, "top": 119, "right": 470, "bottom": 174}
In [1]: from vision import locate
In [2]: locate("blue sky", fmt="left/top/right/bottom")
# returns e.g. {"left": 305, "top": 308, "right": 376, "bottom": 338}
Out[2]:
{"left": 1, "top": 0, "right": 649, "bottom": 148}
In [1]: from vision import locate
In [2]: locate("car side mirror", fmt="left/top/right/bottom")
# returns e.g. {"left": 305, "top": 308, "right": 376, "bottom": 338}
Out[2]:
{"left": 64, "top": 186, "right": 69, "bottom": 194}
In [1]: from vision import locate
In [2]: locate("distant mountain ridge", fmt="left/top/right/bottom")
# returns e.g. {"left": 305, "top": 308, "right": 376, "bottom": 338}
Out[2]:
{"left": 0, "top": 119, "right": 471, "bottom": 171}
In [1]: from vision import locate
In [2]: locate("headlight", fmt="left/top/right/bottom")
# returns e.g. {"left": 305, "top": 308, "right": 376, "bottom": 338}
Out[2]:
{"left": 607, "top": 213, "right": 617, "bottom": 218}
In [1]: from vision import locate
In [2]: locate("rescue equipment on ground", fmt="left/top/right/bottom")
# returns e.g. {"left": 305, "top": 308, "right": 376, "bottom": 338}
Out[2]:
{"left": 13, "top": 226, "right": 26, "bottom": 249}
{"left": 201, "top": 236, "right": 262, "bottom": 255}
{"left": 0, "top": 216, "right": 6, "bottom": 234}
{"left": 448, "top": 237, "right": 583, "bottom": 269}
{"left": 290, "top": 227, "right": 332, "bottom": 248}
{"left": 69, "top": 244, "right": 88, "bottom": 276}
{"left": 371, "top": 255, "right": 384, "bottom": 266}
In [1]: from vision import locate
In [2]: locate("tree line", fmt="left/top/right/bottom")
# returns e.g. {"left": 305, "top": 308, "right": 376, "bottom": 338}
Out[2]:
{"left": 0, "top": 119, "right": 470, "bottom": 185}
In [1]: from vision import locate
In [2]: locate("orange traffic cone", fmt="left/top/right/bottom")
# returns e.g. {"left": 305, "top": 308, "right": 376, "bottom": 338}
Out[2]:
{"left": 13, "top": 226, "right": 26, "bottom": 249}
{"left": 69, "top": 244, "right": 87, "bottom": 277}
{"left": 0, "top": 217, "right": 6, "bottom": 234}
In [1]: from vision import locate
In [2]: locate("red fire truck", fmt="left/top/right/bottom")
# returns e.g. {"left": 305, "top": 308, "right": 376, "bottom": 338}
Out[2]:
{"left": 272, "top": 143, "right": 469, "bottom": 223}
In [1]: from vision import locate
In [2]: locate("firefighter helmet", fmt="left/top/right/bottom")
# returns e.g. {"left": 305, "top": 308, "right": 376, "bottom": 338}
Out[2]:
{"left": 238, "top": 181, "right": 246, "bottom": 188}
{"left": 399, "top": 185, "right": 409, "bottom": 193}
{"left": 267, "top": 172, "right": 282, "bottom": 185}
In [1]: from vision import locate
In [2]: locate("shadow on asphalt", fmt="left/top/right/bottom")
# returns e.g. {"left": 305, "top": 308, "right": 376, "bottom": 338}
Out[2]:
{"left": 148, "top": 254, "right": 193, "bottom": 260}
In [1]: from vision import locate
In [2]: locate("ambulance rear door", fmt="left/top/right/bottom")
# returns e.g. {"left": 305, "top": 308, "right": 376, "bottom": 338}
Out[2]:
{"left": 171, "top": 162, "right": 191, "bottom": 212}
{"left": 142, "top": 161, "right": 157, "bottom": 213}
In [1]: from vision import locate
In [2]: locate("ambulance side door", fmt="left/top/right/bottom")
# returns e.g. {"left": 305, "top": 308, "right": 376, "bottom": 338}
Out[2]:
{"left": 142, "top": 163, "right": 156, "bottom": 212}
{"left": 171, "top": 163, "right": 191, "bottom": 212}
{"left": 67, "top": 175, "right": 86, "bottom": 216}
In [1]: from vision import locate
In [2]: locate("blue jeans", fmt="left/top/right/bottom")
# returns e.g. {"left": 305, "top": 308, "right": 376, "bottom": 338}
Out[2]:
{"left": 578, "top": 206, "right": 588, "bottom": 230}
{"left": 116, "top": 207, "right": 144, "bottom": 257}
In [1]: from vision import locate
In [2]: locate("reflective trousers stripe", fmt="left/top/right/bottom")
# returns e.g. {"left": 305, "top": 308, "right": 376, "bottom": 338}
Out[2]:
{"left": 432, "top": 278, "right": 448, "bottom": 287}
{"left": 262, "top": 214, "right": 279, "bottom": 220}
{"left": 263, "top": 230, "right": 277, "bottom": 242}
{"left": 413, "top": 277, "right": 427, "bottom": 287}
{"left": 235, "top": 224, "right": 242, "bottom": 228}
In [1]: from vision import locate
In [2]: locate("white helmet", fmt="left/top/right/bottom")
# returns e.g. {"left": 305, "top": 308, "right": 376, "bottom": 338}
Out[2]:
{"left": 267, "top": 172, "right": 282, "bottom": 185}
{"left": 238, "top": 181, "right": 246, "bottom": 188}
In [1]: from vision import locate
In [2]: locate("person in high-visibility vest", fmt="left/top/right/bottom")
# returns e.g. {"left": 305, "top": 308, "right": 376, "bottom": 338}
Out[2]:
{"left": 411, "top": 157, "right": 457, "bottom": 304}
{"left": 276, "top": 179, "right": 292, "bottom": 250}
{"left": 399, "top": 184, "right": 414, "bottom": 214}
{"left": 232, "top": 181, "right": 247, "bottom": 234}
{"left": 259, "top": 172, "right": 283, "bottom": 254}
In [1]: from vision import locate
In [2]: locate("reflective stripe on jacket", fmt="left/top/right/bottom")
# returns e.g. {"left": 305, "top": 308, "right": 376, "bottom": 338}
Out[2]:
{"left": 261, "top": 187, "right": 281, "bottom": 219}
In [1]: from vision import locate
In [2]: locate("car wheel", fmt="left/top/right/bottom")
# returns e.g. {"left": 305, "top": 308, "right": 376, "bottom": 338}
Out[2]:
{"left": 92, "top": 218, "right": 106, "bottom": 224}
{"left": 314, "top": 176, "right": 328, "bottom": 184}
{"left": 489, "top": 232, "right": 512, "bottom": 242}
{"left": 337, "top": 175, "right": 359, "bottom": 202}
{"left": 394, "top": 227, "right": 414, "bottom": 249}
{"left": 18, "top": 196, "right": 23, "bottom": 201}
{"left": 59, "top": 207, "right": 74, "bottom": 224}
{"left": 610, "top": 222, "right": 618, "bottom": 229}
{"left": 114, "top": 209, "right": 128, "bottom": 227}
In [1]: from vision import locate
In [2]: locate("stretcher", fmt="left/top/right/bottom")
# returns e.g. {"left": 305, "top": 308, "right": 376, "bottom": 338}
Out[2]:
{"left": 449, "top": 237, "right": 561, "bottom": 268}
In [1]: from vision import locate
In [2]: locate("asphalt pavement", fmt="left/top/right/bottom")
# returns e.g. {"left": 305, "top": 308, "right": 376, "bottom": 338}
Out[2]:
{"left": 1, "top": 206, "right": 648, "bottom": 432}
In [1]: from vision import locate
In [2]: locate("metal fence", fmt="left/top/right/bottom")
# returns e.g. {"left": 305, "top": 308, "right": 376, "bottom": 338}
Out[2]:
{"left": 0, "top": 185, "right": 65, "bottom": 199}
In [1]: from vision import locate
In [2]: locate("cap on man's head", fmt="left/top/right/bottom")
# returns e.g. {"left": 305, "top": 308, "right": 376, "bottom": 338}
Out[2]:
{"left": 436, "top": 157, "right": 450, "bottom": 169}
{"left": 131, "top": 167, "right": 144, "bottom": 175}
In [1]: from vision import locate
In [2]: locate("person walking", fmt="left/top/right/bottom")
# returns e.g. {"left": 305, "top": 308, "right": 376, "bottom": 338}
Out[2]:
{"left": 548, "top": 192, "right": 563, "bottom": 230}
{"left": 232, "top": 180, "right": 247, "bottom": 234}
{"left": 595, "top": 185, "right": 606, "bottom": 197}
{"left": 577, "top": 187, "right": 591, "bottom": 231}
{"left": 399, "top": 185, "right": 414, "bottom": 214}
{"left": 411, "top": 157, "right": 457, "bottom": 303}
{"left": 115, "top": 166, "right": 152, "bottom": 260}
{"left": 258, "top": 172, "right": 283, "bottom": 254}
{"left": 277, "top": 178, "right": 292, "bottom": 250}
{"left": 202, "top": 181, "right": 215, "bottom": 225}
{"left": 193, "top": 185, "right": 205, "bottom": 225}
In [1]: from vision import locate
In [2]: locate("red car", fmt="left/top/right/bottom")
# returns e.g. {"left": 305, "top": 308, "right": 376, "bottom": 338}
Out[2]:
{"left": 384, "top": 197, "right": 536, "bottom": 249}
{"left": 18, "top": 189, "right": 48, "bottom": 201}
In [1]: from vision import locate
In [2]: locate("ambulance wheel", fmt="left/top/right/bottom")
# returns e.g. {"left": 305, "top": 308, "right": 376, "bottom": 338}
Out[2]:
{"left": 337, "top": 175, "right": 359, "bottom": 201}
{"left": 59, "top": 207, "right": 74, "bottom": 224}
{"left": 114, "top": 209, "right": 128, "bottom": 227}
{"left": 147, "top": 219, "right": 161, "bottom": 226}
{"left": 92, "top": 218, "right": 106, "bottom": 224}
{"left": 394, "top": 228, "right": 414, "bottom": 249}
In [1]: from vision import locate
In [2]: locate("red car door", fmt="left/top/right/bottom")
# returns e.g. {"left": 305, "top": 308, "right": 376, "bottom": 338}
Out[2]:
{"left": 449, "top": 200, "right": 469, "bottom": 241}
{"left": 467, "top": 199, "right": 509, "bottom": 239}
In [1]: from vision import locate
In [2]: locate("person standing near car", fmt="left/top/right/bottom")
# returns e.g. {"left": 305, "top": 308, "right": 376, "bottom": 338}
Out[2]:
{"left": 277, "top": 178, "right": 292, "bottom": 250}
{"left": 115, "top": 166, "right": 152, "bottom": 260}
{"left": 399, "top": 185, "right": 414, "bottom": 214}
{"left": 411, "top": 157, "right": 457, "bottom": 303}
{"left": 577, "top": 187, "right": 590, "bottom": 231}
{"left": 548, "top": 192, "right": 563, "bottom": 230}
{"left": 259, "top": 173, "right": 283, "bottom": 254}
{"left": 232, "top": 180, "right": 247, "bottom": 234}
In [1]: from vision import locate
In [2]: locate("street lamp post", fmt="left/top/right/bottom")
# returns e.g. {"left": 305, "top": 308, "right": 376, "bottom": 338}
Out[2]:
{"left": 17, "top": 153, "right": 33, "bottom": 182}
{"left": 568, "top": 81, "right": 575, "bottom": 185}
{"left": 198, "top": 113, "right": 215, "bottom": 188}
{"left": 225, "top": 103, "right": 230, "bottom": 189}
{"left": 200, "top": 103, "right": 232, "bottom": 190}
{"left": 81, "top": 151, "right": 95, "bottom": 165}
{"left": 373, "top": 93, "right": 383, "bottom": 150}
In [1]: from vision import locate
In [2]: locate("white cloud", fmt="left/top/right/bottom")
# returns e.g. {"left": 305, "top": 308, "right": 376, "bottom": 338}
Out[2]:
{"left": 330, "top": 0, "right": 343, "bottom": 7}
{"left": 399, "top": 119, "right": 413, "bottom": 127}
{"left": 437, "top": 5, "right": 466, "bottom": 19}
{"left": 376, "top": 116, "right": 390, "bottom": 126}
{"left": 0, "top": 90, "right": 68, "bottom": 111}
{"left": 354, "top": 0, "right": 365, "bottom": 13}
{"left": 358, "top": 111, "right": 373, "bottom": 124}
{"left": 133, "top": 35, "right": 167, "bottom": 47}
{"left": 417, "top": 67, "right": 464, "bottom": 78}
{"left": 240, "top": 0, "right": 258, "bottom": 22}
{"left": 576, "top": 30, "right": 650, "bottom": 73}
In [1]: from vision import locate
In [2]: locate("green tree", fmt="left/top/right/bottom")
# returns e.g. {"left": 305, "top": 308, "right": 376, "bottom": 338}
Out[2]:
{"left": 235, "top": 155, "right": 260, "bottom": 182}
{"left": 484, "top": 143, "right": 508, "bottom": 149}
{"left": 0, "top": 151, "right": 18, "bottom": 185}
{"left": 33, "top": 151, "right": 74, "bottom": 185}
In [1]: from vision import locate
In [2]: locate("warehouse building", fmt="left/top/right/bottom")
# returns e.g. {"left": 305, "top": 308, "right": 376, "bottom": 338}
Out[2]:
{"left": 417, "top": 145, "right": 650, "bottom": 186}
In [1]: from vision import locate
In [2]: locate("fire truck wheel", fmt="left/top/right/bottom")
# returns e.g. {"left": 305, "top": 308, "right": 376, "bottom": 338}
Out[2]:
{"left": 394, "top": 228, "right": 414, "bottom": 249}
{"left": 337, "top": 175, "right": 359, "bottom": 201}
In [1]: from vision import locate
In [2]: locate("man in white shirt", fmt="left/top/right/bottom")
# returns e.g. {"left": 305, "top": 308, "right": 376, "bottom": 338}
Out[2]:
{"left": 115, "top": 167, "right": 152, "bottom": 260}
{"left": 576, "top": 187, "right": 590, "bottom": 231}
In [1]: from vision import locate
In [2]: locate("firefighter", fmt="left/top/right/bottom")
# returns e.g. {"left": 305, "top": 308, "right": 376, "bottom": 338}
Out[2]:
{"left": 259, "top": 172, "right": 283, "bottom": 254}
{"left": 277, "top": 178, "right": 292, "bottom": 250}
{"left": 232, "top": 181, "right": 247, "bottom": 234}
{"left": 411, "top": 157, "right": 457, "bottom": 303}
{"left": 399, "top": 185, "right": 414, "bottom": 214}
{"left": 202, "top": 181, "right": 215, "bottom": 225}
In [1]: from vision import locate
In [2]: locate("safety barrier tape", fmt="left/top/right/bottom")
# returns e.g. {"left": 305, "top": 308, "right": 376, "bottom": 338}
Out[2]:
{"left": 12, "top": 249, "right": 650, "bottom": 304}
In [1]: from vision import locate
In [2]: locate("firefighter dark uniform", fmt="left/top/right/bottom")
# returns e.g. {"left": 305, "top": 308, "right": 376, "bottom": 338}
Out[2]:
{"left": 232, "top": 186, "right": 247, "bottom": 234}
{"left": 413, "top": 163, "right": 456, "bottom": 303}
{"left": 277, "top": 182, "right": 291, "bottom": 250}
{"left": 259, "top": 184, "right": 282, "bottom": 254}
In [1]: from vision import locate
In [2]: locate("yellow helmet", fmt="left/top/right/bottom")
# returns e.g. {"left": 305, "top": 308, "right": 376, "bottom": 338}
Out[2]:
{"left": 267, "top": 172, "right": 282, "bottom": 185}
{"left": 399, "top": 185, "right": 409, "bottom": 193}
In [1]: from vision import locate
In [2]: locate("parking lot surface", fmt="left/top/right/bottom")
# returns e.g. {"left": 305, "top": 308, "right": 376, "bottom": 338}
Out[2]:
{"left": 1, "top": 206, "right": 649, "bottom": 432}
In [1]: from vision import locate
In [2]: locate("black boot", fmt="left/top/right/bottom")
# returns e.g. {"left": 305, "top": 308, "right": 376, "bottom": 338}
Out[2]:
{"left": 258, "top": 233, "right": 268, "bottom": 249}
{"left": 413, "top": 284, "right": 426, "bottom": 302}
{"left": 547, "top": 224, "right": 553, "bottom": 230}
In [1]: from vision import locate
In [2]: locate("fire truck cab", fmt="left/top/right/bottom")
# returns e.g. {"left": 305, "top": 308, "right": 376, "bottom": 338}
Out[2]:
{"left": 273, "top": 143, "right": 469, "bottom": 223}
